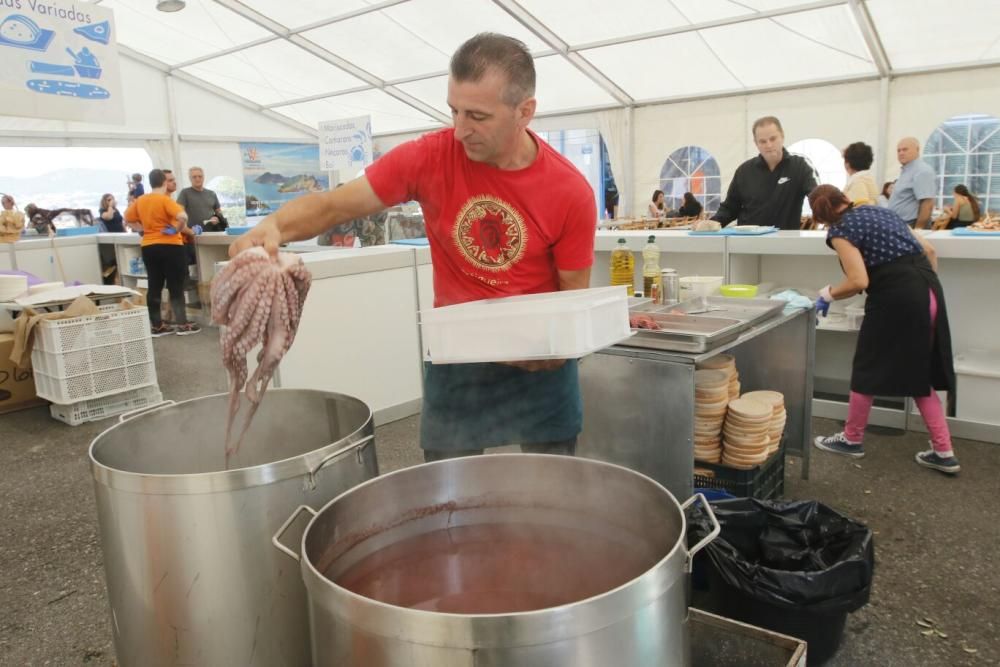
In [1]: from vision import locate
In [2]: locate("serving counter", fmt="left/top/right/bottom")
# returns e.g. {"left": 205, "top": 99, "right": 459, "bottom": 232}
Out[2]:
{"left": 594, "top": 229, "right": 1000, "bottom": 445}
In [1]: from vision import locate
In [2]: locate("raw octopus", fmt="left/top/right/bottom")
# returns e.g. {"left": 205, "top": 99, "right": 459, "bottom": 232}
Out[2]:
{"left": 211, "top": 247, "right": 311, "bottom": 463}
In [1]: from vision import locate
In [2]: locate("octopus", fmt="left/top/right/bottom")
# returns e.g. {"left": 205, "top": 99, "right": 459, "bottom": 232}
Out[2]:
{"left": 211, "top": 248, "right": 311, "bottom": 463}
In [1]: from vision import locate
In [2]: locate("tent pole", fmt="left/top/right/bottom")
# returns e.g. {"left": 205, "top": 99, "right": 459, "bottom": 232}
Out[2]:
{"left": 166, "top": 75, "right": 183, "bottom": 182}
{"left": 877, "top": 77, "right": 890, "bottom": 187}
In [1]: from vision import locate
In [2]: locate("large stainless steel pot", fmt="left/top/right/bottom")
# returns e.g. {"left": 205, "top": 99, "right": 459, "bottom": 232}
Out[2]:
{"left": 274, "top": 454, "right": 719, "bottom": 667}
{"left": 89, "top": 389, "right": 378, "bottom": 666}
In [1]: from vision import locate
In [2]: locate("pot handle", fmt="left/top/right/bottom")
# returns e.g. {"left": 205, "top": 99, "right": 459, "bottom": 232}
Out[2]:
{"left": 681, "top": 493, "right": 720, "bottom": 573}
{"left": 272, "top": 505, "right": 317, "bottom": 562}
{"left": 118, "top": 400, "right": 175, "bottom": 423}
{"left": 307, "top": 434, "right": 375, "bottom": 490}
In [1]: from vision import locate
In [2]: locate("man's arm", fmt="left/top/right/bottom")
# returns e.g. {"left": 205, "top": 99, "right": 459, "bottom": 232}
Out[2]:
{"left": 712, "top": 171, "right": 742, "bottom": 224}
{"left": 914, "top": 199, "right": 934, "bottom": 229}
{"left": 230, "top": 177, "right": 386, "bottom": 257}
{"left": 558, "top": 268, "right": 591, "bottom": 291}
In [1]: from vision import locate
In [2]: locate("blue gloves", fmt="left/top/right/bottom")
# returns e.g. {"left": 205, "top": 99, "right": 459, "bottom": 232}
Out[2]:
{"left": 192, "top": 224, "right": 203, "bottom": 236}
{"left": 815, "top": 285, "right": 834, "bottom": 317}
{"left": 162, "top": 225, "right": 178, "bottom": 235}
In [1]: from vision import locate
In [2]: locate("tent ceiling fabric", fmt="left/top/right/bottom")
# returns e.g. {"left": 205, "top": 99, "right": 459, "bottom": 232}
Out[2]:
{"left": 88, "top": 0, "right": 1000, "bottom": 136}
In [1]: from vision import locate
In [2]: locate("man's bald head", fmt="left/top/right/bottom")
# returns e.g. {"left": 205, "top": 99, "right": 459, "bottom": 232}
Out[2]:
{"left": 897, "top": 137, "right": 920, "bottom": 166}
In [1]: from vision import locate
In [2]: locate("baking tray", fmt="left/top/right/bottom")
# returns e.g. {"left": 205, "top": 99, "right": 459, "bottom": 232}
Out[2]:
{"left": 690, "top": 608, "right": 807, "bottom": 666}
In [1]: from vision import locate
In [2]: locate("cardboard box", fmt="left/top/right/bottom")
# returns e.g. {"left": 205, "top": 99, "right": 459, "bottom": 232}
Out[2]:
{"left": 0, "top": 333, "right": 47, "bottom": 414}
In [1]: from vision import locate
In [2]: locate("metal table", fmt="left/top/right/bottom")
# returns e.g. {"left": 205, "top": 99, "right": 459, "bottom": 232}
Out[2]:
{"left": 578, "top": 307, "right": 814, "bottom": 500}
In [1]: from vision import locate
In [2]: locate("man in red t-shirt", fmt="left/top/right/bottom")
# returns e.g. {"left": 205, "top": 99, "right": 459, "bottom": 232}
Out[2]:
{"left": 231, "top": 33, "right": 596, "bottom": 461}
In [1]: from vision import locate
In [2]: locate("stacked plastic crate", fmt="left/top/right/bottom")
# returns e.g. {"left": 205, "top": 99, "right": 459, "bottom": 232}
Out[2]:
{"left": 31, "top": 304, "right": 162, "bottom": 425}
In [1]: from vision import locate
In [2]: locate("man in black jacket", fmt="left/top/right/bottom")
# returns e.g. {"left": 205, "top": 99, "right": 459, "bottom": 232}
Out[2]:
{"left": 713, "top": 116, "right": 818, "bottom": 230}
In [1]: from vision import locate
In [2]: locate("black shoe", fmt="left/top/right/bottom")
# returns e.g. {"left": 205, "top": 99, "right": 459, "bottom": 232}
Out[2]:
{"left": 174, "top": 322, "right": 201, "bottom": 335}
{"left": 151, "top": 323, "right": 174, "bottom": 337}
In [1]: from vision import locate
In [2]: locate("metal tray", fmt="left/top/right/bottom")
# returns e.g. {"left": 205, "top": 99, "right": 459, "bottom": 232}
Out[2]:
{"left": 690, "top": 608, "right": 807, "bottom": 667}
{"left": 623, "top": 296, "right": 785, "bottom": 353}
{"left": 624, "top": 312, "right": 744, "bottom": 353}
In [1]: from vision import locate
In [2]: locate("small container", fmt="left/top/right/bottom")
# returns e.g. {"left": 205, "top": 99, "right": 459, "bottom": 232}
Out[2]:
{"left": 661, "top": 268, "right": 679, "bottom": 304}
{"left": 719, "top": 284, "right": 759, "bottom": 298}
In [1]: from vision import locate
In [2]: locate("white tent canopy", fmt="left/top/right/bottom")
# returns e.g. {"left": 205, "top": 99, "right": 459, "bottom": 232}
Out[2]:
{"left": 88, "top": 0, "right": 1000, "bottom": 137}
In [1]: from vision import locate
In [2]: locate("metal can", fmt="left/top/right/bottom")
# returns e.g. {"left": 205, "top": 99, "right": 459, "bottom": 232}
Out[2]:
{"left": 661, "top": 269, "right": 679, "bottom": 304}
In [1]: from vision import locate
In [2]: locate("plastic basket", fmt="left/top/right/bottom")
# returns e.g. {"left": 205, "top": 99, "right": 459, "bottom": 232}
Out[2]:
{"left": 31, "top": 305, "right": 157, "bottom": 403}
{"left": 34, "top": 305, "right": 149, "bottom": 353}
{"left": 49, "top": 386, "right": 163, "bottom": 426}
{"left": 419, "top": 286, "right": 632, "bottom": 364}
{"left": 694, "top": 446, "right": 785, "bottom": 501}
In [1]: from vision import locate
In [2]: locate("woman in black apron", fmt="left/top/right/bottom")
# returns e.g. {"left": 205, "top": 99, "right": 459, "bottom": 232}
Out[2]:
{"left": 809, "top": 185, "right": 960, "bottom": 475}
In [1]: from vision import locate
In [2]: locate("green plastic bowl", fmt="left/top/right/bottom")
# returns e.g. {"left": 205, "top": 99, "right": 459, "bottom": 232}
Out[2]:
{"left": 719, "top": 284, "right": 758, "bottom": 298}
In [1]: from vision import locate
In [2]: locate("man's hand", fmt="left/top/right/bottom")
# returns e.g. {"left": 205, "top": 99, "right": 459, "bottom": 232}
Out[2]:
{"left": 229, "top": 215, "right": 281, "bottom": 258}
{"left": 502, "top": 359, "right": 567, "bottom": 372}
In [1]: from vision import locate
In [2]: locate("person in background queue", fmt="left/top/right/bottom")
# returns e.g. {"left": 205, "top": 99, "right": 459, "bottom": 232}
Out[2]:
{"left": 124, "top": 169, "right": 201, "bottom": 337}
{"left": 877, "top": 181, "right": 894, "bottom": 208}
{"left": 810, "top": 185, "right": 959, "bottom": 475}
{"left": 604, "top": 179, "right": 619, "bottom": 219}
{"left": 842, "top": 142, "right": 879, "bottom": 205}
{"left": 177, "top": 167, "right": 226, "bottom": 232}
{"left": 678, "top": 192, "right": 703, "bottom": 218}
{"left": 127, "top": 172, "right": 144, "bottom": 202}
{"left": 713, "top": 116, "right": 818, "bottom": 230}
{"left": 888, "top": 137, "right": 935, "bottom": 228}
{"left": 98, "top": 194, "right": 125, "bottom": 233}
{"left": 229, "top": 33, "right": 595, "bottom": 463}
{"left": 648, "top": 189, "right": 666, "bottom": 218}
{"left": 944, "top": 184, "right": 980, "bottom": 229}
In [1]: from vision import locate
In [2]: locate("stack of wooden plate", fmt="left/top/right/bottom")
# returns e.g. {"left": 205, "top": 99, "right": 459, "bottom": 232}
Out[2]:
{"left": 697, "top": 354, "right": 739, "bottom": 400}
{"left": 721, "top": 397, "right": 772, "bottom": 469}
{"left": 742, "top": 390, "right": 786, "bottom": 455}
{"left": 694, "top": 369, "right": 730, "bottom": 463}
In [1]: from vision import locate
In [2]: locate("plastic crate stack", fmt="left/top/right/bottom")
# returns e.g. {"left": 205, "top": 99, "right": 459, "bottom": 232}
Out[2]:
{"left": 31, "top": 304, "right": 162, "bottom": 425}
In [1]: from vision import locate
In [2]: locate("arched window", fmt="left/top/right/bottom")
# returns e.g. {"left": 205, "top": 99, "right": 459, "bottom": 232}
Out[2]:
{"left": 924, "top": 113, "right": 1000, "bottom": 216}
{"left": 788, "top": 138, "right": 843, "bottom": 214}
{"left": 659, "top": 146, "right": 721, "bottom": 214}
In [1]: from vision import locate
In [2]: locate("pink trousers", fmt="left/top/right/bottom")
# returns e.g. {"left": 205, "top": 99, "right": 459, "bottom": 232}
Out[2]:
{"left": 844, "top": 289, "right": 953, "bottom": 454}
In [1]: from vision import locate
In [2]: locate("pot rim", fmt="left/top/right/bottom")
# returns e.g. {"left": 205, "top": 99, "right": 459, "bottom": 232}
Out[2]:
{"left": 297, "top": 454, "right": 690, "bottom": 648}
{"left": 89, "top": 389, "right": 374, "bottom": 495}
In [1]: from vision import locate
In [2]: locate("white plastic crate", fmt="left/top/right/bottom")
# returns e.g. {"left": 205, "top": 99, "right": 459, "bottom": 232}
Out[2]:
{"left": 419, "top": 286, "right": 632, "bottom": 364}
{"left": 31, "top": 305, "right": 157, "bottom": 403}
{"left": 34, "top": 305, "right": 150, "bottom": 354}
{"left": 50, "top": 386, "right": 163, "bottom": 426}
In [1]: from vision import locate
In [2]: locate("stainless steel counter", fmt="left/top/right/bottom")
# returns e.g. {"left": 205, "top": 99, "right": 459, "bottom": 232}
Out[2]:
{"left": 578, "top": 307, "right": 814, "bottom": 500}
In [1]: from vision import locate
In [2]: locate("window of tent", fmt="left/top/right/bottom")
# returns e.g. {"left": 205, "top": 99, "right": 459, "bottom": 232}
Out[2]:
{"left": 0, "top": 147, "right": 152, "bottom": 227}
{"left": 787, "top": 138, "right": 843, "bottom": 215}
{"left": 658, "top": 146, "right": 722, "bottom": 215}
{"left": 534, "top": 129, "right": 603, "bottom": 215}
{"left": 923, "top": 113, "right": 1000, "bottom": 217}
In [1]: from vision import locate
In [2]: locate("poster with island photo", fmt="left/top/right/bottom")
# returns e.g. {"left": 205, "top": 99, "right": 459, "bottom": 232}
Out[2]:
{"left": 239, "top": 142, "right": 328, "bottom": 221}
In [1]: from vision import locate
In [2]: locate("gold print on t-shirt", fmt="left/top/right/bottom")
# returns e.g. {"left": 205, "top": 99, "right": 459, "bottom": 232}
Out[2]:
{"left": 453, "top": 194, "right": 528, "bottom": 272}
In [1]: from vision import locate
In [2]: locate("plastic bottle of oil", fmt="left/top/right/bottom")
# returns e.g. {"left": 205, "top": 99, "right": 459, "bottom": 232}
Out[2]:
{"left": 610, "top": 238, "right": 635, "bottom": 296}
{"left": 642, "top": 235, "right": 661, "bottom": 298}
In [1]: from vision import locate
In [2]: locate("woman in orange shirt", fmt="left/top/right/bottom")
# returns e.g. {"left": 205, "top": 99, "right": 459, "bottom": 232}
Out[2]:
{"left": 124, "top": 169, "right": 200, "bottom": 336}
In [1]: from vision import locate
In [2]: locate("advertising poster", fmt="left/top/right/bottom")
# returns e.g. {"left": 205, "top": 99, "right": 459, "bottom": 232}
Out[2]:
{"left": 318, "top": 115, "right": 373, "bottom": 173}
{"left": 0, "top": 1, "right": 123, "bottom": 123}
{"left": 239, "top": 142, "right": 329, "bottom": 220}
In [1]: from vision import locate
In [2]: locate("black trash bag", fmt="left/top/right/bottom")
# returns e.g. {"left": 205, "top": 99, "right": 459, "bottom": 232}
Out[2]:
{"left": 687, "top": 497, "right": 874, "bottom": 614}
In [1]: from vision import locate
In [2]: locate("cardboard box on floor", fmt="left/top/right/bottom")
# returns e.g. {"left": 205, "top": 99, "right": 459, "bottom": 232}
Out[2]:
{"left": 0, "top": 333, "right": 47, "bottom": 415}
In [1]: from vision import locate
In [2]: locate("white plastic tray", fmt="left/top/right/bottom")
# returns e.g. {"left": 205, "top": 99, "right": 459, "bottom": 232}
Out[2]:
{"left": 419, "top": 286, "right": 632, "bottom": 364}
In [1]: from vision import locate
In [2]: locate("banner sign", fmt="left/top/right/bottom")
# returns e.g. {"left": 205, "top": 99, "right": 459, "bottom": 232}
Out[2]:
{"left": 239, "top": 142, "right": 329, "bottom": 220}
{"left": 0, "top": 1, "right": 123, "bottom": 123}
{"left": 318, "top": 115, "right": 373, "bottom": 172}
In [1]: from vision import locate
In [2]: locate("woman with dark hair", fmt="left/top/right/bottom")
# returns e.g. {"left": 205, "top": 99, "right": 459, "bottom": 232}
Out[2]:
{"left": 678, "top": 192, "right": 703, "bottom": 218}
{"left": 944, "top": 184, "right": 980, "bottom": 229}
{"left": 842, "top": 142, "right": 878, "bottom": 205}
{"left": 810, "top": 184, "right": 959, "bottom": 475}
{"left": 98, "top": 193, "right": 125, "bottom": 233}
{"left": 647, "top": 189, "right": 665, "bottom": 218}
{"left": 877, "top": 181, "right": 894, "bottom": 208}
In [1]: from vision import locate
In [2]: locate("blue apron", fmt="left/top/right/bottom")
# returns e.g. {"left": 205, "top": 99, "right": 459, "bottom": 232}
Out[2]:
{"left": 420, "top": 360, "right": 582, "bottom": 451}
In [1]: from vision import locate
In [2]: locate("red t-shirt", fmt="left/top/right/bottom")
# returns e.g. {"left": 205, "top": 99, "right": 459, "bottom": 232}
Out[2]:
{"left": 365, "top": 128, "right": 596, "bottom": 307}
